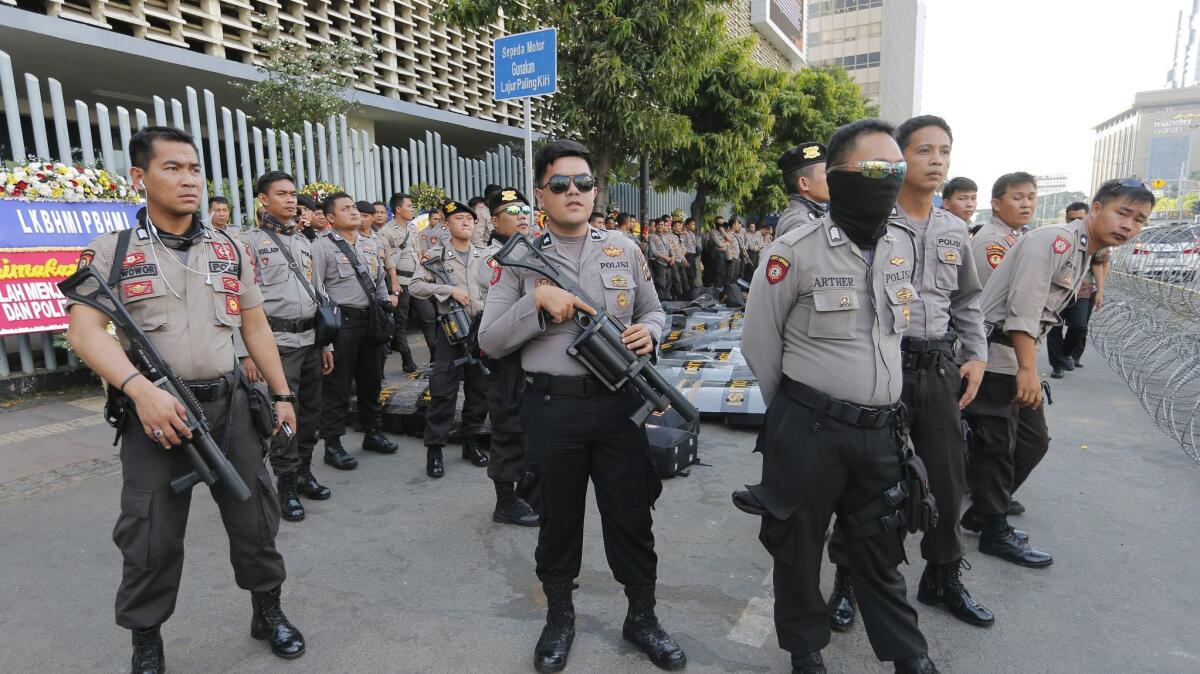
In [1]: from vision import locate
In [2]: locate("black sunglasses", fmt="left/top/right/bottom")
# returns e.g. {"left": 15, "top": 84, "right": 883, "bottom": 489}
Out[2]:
{"left": 540, "top": 173, "right": 596, "bottom": 194}
{"left": 1116, "top": 178, "right": 1152, "bottom": 191}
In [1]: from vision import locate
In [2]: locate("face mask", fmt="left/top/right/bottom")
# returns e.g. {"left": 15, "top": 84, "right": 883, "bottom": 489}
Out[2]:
{"left": 826, "top": 171, "right": 903, "bottom": 248}
{"left": 263, "top": 212, "right": 296, "bottom": 236}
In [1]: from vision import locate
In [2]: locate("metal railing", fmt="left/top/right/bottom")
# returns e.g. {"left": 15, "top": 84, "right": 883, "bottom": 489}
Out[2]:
{"left": 1090, "top": 223, "right": 1200, "bottom": 462}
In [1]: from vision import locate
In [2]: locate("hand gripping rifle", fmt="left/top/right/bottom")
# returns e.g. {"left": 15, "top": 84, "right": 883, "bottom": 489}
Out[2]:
{"left": 421, "top": 250, "right": 490, "bottom": 375}
{"left": 493, "top": 235, "right": 699, "bottom": 426}
{"left": 58, "top": 265, "right": 252, "bottom": 501}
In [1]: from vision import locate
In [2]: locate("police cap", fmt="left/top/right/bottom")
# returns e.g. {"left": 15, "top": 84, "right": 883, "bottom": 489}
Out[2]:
{"left": 485, "top": 187, "right": 529, "bottom": 214}
{"left": 777, "top": 142, "right": 827, "bottom": 173}
{"left": 440, "top": 199, "right": 475, "bottom": 220}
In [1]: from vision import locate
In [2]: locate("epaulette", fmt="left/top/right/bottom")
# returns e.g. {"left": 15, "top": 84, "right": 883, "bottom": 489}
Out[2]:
{"left": 776, "top": 221, "right": 821, "bottom": 246}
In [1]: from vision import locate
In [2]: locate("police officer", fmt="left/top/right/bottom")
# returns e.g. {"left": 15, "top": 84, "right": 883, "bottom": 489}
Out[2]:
{"left": 681, "top": 218, "right": 700, "bottom": 288}
{"left": 65, "top": 127, "right": 304, "bottom": 673}
{"left": 416, "top": 207, "right": 451, "bottom": 253}
{"left": 825, "top": 116, "right": 993, "bottom": 631}
{"left": 379, "top": 193, "right": 422, "bottom": 372}
{"left": 314, "top": 192, "right": 399, "bottom": 469}
{"left": 741, "top": 119, "right": 938, "bottom": 674}
{"left": 963, "top": 178, "right": 1153, "bottom": 567}
{"left": 236, "top": 171, "right": 335, "bottom": 523}
{"left": 479, "top": 140, "right": 685, "bottom": 673}
{"left": 705, "top": 218, "right": 729, "bottom": 287}
{"left": 724, "top": 220, "right": 744, "bottom": 289}
{"left": 409, "top": 199, "right": 491, "bottom": 478}
{"left": 669, "top": 219, "right": 692, "bottom": 296}
{"left": 775, "top": 142, "right": 830, "bottom": 238}
{"left": 471, "top": 185, "right": 502, "bottom": 248}
{"left": 648, "top": 219, "right": 676, "bottom": 300}
{"left": 479, "top": 187, "right": 540, "bottom": 526}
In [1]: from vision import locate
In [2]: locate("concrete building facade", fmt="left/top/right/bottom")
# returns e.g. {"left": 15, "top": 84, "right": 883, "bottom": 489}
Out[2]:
{"left": 725, "top": 1, "right": 808, "bottom": 71}
{"left": 1093, "top": 86, "right": 1200, "bottom": 195}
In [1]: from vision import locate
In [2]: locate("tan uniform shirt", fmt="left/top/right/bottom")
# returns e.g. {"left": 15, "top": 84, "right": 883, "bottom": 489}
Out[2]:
{"left": 409, "top": 242, "right": 490, "bottom": 318}
{"left": 470, "top": 205, "right": 494, "bottom": 249}
{"left": 891, "top": 205, "right": 988, "bottom": 362}
{"left": 68, "top": 219, "right": 263, "bottom": 380}
{"left": 479, "top": 226, "right": 665, "bottom": 376}
{"left": 648, "top": 233, "right": 674, "bottom": 263}
{"left": 979, "top": 219, "right": 1092, "bottom": 375}
{"left": 708, "top": 230, "right": 728, "bottom": 254}
{"left": 666, "top": 232, "right": 686, "bottom": 259}
{"left": 360, "top": 230, "right": 395, "bottom": 271}
{"left": 235, "top": 226, "right": 322, "bottom": 351}
{"left": 725, "top": 231, "right": 743, "bottom": 261}
{"left": 775, "top": 195, "right": 826, "bottom": 238}
{"left": 377, "top": 219, "right": 409, "bottom": 270}
{"left": 971, "top": 216, "right": 1023, "bottom": 288}
{"left": 310, "top": 230, "right": 388, "bottom": 307}
{"left": 415, "top": 222, "right": 450, "bottom": 254}
{"left": 741, "top": 215, "right": 919, "bottom": 406}
{"left": 680, "top": 230, "right": 700, "bottom": 255}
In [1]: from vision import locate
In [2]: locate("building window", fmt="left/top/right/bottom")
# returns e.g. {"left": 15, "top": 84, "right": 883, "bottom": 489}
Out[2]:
{"left": 809, "top": 0, "right": 884, "bottom": 19}
{"left": 814, "top": 51, "right": 881, "bottom": 71}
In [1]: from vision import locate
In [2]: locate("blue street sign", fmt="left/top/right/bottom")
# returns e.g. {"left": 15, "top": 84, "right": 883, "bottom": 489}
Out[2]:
{"left": 493, "top": 28, "right": 557, "bottom": 101}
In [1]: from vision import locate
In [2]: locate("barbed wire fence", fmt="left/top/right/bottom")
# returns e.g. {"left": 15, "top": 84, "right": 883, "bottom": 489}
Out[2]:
{"left": 1089, "top": 222, "right": 1200, "bottom": 462}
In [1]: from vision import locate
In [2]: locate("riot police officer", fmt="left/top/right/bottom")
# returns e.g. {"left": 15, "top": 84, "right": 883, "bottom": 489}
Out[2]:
{"left": 479, "top": 140, "right": 685, "bottom": 673}
{"left": 775, "top": 142, "right": 830, "bottom": 238}
{"left": 65, "top": 127, "right": 304, "bottom": 673}
{"left": 478, "top": 187, "right": 540, "bottom": 526}
{"left": 313, "top": 193, "right": 399, "bottom": 469}
{"left": 236, "top": 171, "right": 335, "bottom": 523}
{"left": 409, "top": 199, "right": 491, "bottom": 478}
{"left": 741, "top": 119, "right": 938, "bottom": 674}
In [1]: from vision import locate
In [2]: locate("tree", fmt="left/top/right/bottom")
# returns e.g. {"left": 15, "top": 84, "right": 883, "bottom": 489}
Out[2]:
{"left": 738, "top": 67, "right": 872, "bottom": 222}
{"left": 234, "top": 19, "right": 378, "bottom": 134}
{"left": 439, "top": 0, "right": 730, "bottom": 209}
{"left": 653, "top": 38, "right": 785, "bottom": 222}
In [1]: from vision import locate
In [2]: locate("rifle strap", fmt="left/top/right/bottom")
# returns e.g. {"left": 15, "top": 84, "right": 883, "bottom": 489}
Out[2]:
{"left": 261, "top": 227, "right": 326, "bottom": 306}
{"left": 330, "top": 236, "right": 380, "bottom": 302}
{"left": 108, "top": 228, "right": 134, "bottom": 289}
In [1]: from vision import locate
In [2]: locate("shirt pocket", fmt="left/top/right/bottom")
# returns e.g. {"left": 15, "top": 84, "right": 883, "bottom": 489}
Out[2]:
{"left": 336, "top": 256, "right": 356, "bottom": 279}
{"left": 212, "top": 276, "right": 243, "bottom": 328}
{"left": 934, "top": 245, "right": 962, "bottom": 291}
{"left": 260, "top": 259, "right": 290, "bottom": 286}
{"left": 119, "top": 279, "right": 168, "bottom": 331}
{"left": 884, "top": 283, "right": 918, "bottom": 333}
{"left": 807, "top": 289, "right": 858, "bottom": 339}
{"left": 600, "top": 271, "right": 636, "bottom": 322}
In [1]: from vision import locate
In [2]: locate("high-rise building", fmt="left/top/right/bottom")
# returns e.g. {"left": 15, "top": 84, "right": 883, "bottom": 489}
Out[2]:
{"left": 1093, "top": 86, "right": 1200, "bottom": 195}
{"left": 805, "top": 0, "right": 925, "bottom": 122}
{"left": 725, "top": 1, "right": 808, "bottom": 70}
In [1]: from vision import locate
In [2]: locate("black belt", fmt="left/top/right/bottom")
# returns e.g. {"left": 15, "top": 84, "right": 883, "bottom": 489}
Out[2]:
{"left": 901, "top": 333, "right": 955, "bottom": 372}
{"left": 526, "top": 372, "right": 614, "bottom": 397}
{"left": 339, "top": 305, "right": 369, "bottom": 320}
{"left": 779, "top": 377, "right": 900, "bottom": 429}
{"left": 267, "top": 316, "right": 315, "bottom": 333}
{"left": 184, "top": 376, "right": 231, "bottom": 403}
{"left": 983, "top": 321, "right": 1013, "bottom": 347}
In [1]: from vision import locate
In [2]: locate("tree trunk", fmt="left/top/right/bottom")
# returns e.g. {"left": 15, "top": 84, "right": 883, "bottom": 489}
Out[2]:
{"left": 639, "top": 156, "right": 651, "bottom": 223}
{"left": 690, "top": 185, "right": 708, "bottom": 224}
{"left": 593, "top": 150, "right": 614, "bottom": 216}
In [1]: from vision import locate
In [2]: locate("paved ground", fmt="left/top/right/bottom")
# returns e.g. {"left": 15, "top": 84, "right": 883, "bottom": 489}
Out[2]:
{"left": 0, "top": 340, "right": 1197, "bottom": 674}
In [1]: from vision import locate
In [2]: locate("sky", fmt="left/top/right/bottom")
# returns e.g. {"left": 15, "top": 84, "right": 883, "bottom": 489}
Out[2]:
{"left": 919, "top": 0, "right": 1186, "bottom": 196}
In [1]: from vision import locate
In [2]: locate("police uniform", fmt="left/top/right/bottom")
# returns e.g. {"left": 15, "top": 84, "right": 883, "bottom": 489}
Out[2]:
{"left": 235, "top": 215, "right": 331, "bottom": 520}
{"left": 825, "top": 205, "right": 993, "bottom": 628}
{"left": 962, "top": 219, "right": 1091, "bottom": 567}
{"left": 724, "top": 229, "right": 743, "bottom": 282}
{"left": 705, "top": 228, "right": 728, "bottom": 287}
{"left": 471, "top": 203, "right": 495, "bottom": 248}
{"left": 647, "top": 230, "right": 675, "bottom": 300}
{"left": 667, "top": 230, "right": 689, "bottom": 296}
{"left": 409, "top": 199, "right": 491, "bottom": 475}
{"left": 681, "top": 228, "right": 700, "bottom": 288}
{"left": 380, "top": 217, "right": 434, "bottom": 369}
{"left": 741, "top": 215, "right": 930, "bottom": 665}
{"left": 776, "top": 142, "right": 829, "bottom": 239}
{"left": 68, "top": 211, "right": 300, "bottom": 659}
{"left": 313, "top": 228, "right": 395, "bottom": 467}
{"left": 479, "top": 223, "right": 685, "bottom": 670}
{"left": 971, "top": 216, "right": 1023, "bottom": 289}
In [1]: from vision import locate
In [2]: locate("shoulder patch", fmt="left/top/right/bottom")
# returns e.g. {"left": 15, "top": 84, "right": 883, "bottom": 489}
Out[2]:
{"left": 490, "top": 266, "right": 503, "bottom": 285}
{"left": 590, "top": 228, "right": 604, "bottom": 241}
{"left": 78, "top": 249, "right": 95, "bottom": 268}
{"left": 985, "top": 243, "right": 1006, "bottom": 270}
{"left": 1052, "top": 236, "right": 1070, "bottom": 255}
{"left": 765, "top": 255, "right": 790, "bottom": 284}
{"left": 1004, "top": 232, "right": 1018, "bottom": 246}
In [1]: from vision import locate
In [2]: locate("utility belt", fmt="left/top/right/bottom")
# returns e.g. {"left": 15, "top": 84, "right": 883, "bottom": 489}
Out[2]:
{"left": 267, "top": 316, "right": 315, "bottom": 334}
{"left": 778, "top": 377, "right": 900, "bottom": 429}
{"left": 526, "top": 372, "right": 622, "bottom": 398}
{"left": 983, "top": 321, "right": 1013, "bottom": 347}
{"left": 901, "top": 331, "right": 956, "bottom": 372}
{"left": 339, "top": 305, "right": 370, "bottom": 320}
{"left": 104, "top": 369, "right": 243, "bottom": 444}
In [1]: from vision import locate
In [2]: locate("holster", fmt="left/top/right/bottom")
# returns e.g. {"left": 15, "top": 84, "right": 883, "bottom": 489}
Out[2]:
{"left": 239, "top": 372, "right": 276, "bottom": 440}
{"left": 844, "top": 423, "right": 939, "bottom": 538}
{"left": 104, "top": 383, "right": 131, "bottom": 446}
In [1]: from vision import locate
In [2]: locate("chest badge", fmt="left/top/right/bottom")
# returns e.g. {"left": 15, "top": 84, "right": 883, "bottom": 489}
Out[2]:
{"left": 944, "top": 250, "right": 958, "bottom": 262}
{"left": 903, "top": 305, "right": 911, "bottom": 321}
{"left": 616, "top": 292, "right": 628, "bottom": 308}
{"left": 829, "top": 227, "right": 842, "bottom": 242}
{"left": 210, "top": 242, "right": 236, "bottom": 261}
{"left": 838, "top": 295, "right": 850, "bottom": 307}
{"left": 610, "top": 275, "right": 628, "bottom": 288}
{"left": 896, "top": 287, "right": 914, "bottom": 303}
{"left": 1052, "top": 236, "right": 1070, "bottom": 255}
{"left": 221, "top": 276, "right": 240, "bottom": 293}
{"left": 225, "top": 295, "right": 241, "bottom": 315}
{"left": 889, "top": 256, "right": 905, "bottom": 266}
{"left": 123, "top": 280, "right": 154, "bottom": 298}
{"left": 602, "top": 244, "right": 622, "bottom": 257}
{"left": 490, "top": 266, "right": 503, "bottom": 285}
{"left": 123, "top": 252, "right": 146, "bottom": 268}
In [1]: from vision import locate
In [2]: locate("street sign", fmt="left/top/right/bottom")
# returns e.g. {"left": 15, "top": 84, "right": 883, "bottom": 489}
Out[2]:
{"left": 1153, "top": 189, "right": 1165, "bottom": 198}
{"left": 1151, "top": 179, "right": 1167, "bottom": 189}
{"left": 493, "top": 28, "right": 557, "bottom": 101}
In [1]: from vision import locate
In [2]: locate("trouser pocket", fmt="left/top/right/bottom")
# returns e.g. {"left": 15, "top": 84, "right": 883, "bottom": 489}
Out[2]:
{"left": 113, "top": 487, "right": 154, "bottom": 570}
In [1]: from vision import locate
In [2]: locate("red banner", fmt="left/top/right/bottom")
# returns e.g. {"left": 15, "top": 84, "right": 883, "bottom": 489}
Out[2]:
{"left": 0, "top": 250, "right": 80, "bottom": 335}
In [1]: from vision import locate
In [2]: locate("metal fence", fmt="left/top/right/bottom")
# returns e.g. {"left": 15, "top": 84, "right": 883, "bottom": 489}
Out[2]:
{"left": 1090, "top": 222, "right": 1200, "bottom": 462}
{"left": 0, "top": 47, "right": 703, "bottom": 379}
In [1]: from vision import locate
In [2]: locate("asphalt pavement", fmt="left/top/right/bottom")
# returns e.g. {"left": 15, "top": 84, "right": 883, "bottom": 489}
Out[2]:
{"left": 0, "top": 342, "right": 1197, "bottom": 674}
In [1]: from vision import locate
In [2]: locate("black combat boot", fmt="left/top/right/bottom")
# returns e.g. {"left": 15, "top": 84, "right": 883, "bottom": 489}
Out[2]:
{"left": 917, "top": 559, "right": 994, "bottom": 626}
{"left": 362, "top": 429, "right": 399, "bottom": 454}
{"left": 426, "top": 445, "right": 445, "bottom": 478}
{"left": 401, "top": 352, "right": 418, "bottom": 373}
{"left": 130, "top": 626, "right": 164, "bottom": 674}
{"left": 622, "top": 585, "right": 687, "bottom": 671}
{"left": 960, "top": 506, "right": 1026, "bottom": 540}
{"left": 534, "top": 582, "right": 576, "bottom": 673}
{"left": 1007, "top": 499, "right": 1026, "bottom": 515}
{"left": 323, "top": 437, "right": 358, "bottom": 470}
{"left": 791, "top": 650, "right": 827, "bottom": 673}
{"left": 978, "top": 514, "right": 1053, "bottom": 568}
{"left": 296, "top": 457, "right": 331, "bottom": 500}
{"left": 493, "top": 481, "right": 539, "bottom": 527}
{"left": 462, "top": 435, "right": 489, "bottom": 467}
{"left": 250, "top": 586, "right": 305, "bottom": 659}
{"left": 276, "top": 472, "right": 305, "bottom": 522}
{"left": 894, "top": 653, "right": 940, "bottom": 673}
{"left": 827, "top": 565, "right": 856, "bottom": 632}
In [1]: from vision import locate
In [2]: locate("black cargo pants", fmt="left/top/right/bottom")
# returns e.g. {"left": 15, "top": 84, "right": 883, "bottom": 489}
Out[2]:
{"left": 267, "top": 344, "right": 322, "bottom": 475}
{"left": 424, "top": 328, "right": 488, "bottom": 447}
{"left": 485, "top": 352, "right": 526, "bottom": 483}
{"left": 963, "top": 372, "right": 1050, "bottom": 515}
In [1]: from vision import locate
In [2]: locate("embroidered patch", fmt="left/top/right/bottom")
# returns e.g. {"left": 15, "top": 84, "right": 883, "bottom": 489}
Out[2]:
{"left": 602, "top": 244, "right": 622, "bottom": 257}
{"left": 616, "top": 292, "right": 628, "bottom": 308}
{"left": 765, "top": 255, "right": 790, "bottom": 284}
{"left": 890, "top": 257, "right": 905, "bottom": 266}
{"left": 221, "top": 276, "right": 240, "bottom": 293}
{"left": 902, "top": 305, "right": 911, "bottom": 321}
{"left": 1061, "top": 272, "right": 1073, "bottom": 286}
{"left": 120, "top": 264, "right": 158, "bottom": 280}
{"left": 486, "top": 257, "right": 498, "bottom": 269}
{"left": 829, "top": 226, "right": 842, "bottom": 242}
{"left": 336, "top": 254, "right": 350, "bottom": 264}
{"left": 490, "top": 266, "right": 503, "bottom": 285}
{"left": 260, "top": 256, "right": 271, "bottom": 268}
{"left": 123, "top": 280, "right": 154, "bottom": 298}
{"left": 802, "top": 145, "right": 821, "bottom": 159}
{"left": 1052, "top": 236, "right": 1070, "bottom": 255}
{"left": 1004, "top": 232, "right": 1018, "bottom": 246}
{"left": 944, "top": 250, "right": 958, "bottom": 262}
{"left": 123, "top": 252, "right": 146, "bottom": 268}
{"left": 896, "top": 287, "right": 914, "bottom": 303}
{"left": 225, "top": 294, "right": 241, "bottom": 315}
{"left": 211, "top": 242, "right": 236, "bottom": 261}
{"left": 610, "top": 275, "right": 628, "bottom": 288}
{"left": 77, "top": 249, "right": 95, "bottom": 268}
{"left": 535, "top": 278, "right": 553, "bottom": 287}
{"left": 641, "top": 259, "right": 652, "bottom": 281}
{"left": 985, "top": 244, "right": 1006, "bottom": 269}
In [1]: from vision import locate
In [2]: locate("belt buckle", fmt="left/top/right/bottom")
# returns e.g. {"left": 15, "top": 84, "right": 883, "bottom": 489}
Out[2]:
{"left": 858, "top": 407, "right": 880, "bottom": 427}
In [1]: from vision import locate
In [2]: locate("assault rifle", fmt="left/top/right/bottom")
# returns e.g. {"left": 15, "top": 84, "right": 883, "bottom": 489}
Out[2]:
{"left": 421, "top": 250, "right": 489, "bottom": 375}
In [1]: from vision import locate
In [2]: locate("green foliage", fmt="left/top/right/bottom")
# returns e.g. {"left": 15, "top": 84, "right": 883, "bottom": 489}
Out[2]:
{"left": 410, "top": 182, "right": 448, "bottom": 212}
{"left": 440, "top": 0, "right": 731, "bottom": 207}
{"left": 654, "top": 38, "right": 785, "bottom": 220}
{"left": 234, "top": 18, "right": 378, "bottom": 134}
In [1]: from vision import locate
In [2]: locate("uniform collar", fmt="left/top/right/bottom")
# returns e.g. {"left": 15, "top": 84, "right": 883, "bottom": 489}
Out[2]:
{"left": 791, "top": 194, "right": 827, "bottom": 215}
{"left": 1074, "top": 218, "right": 1090, "bottom": 252}
{"left": 822, "top": 215, "right": 849, "bottom": 247}
{"left": 538, "top": 225, "right": 603, "bottom": 249}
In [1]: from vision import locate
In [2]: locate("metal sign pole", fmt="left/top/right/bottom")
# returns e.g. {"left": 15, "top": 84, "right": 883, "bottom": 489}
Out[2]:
{"left": 524, "top": 98, "right": 535, "bottom": 204}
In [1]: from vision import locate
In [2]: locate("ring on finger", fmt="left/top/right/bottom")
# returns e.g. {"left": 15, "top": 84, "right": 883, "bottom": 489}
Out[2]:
{"left": 152, "top": 428, "right": 164, "bottom": 438}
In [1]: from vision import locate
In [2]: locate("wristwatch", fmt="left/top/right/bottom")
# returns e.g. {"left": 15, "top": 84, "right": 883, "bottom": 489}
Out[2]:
{"left": 271, "top": 393, "right": 297, "bottom": 403}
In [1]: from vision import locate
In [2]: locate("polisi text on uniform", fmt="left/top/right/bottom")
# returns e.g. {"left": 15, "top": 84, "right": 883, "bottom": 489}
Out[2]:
{"left": 885, "top": 270, "right": 913, "bottom": 284}
{"left": 936, "top": 237, "right": 960, "bottom": 248}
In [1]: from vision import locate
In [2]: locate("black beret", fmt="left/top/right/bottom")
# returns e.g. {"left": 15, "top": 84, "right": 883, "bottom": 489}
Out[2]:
{"left": 777, "top": 142, "right": 827, "bottom": 173}
{"left": 440, "top": 199, "right": 474, "bottom": 220}
{"left": 355, "top": 200, "right": 375, "bottom": 215}
{"left": 485, "top": 187, "right": 529, "bottom": 213}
